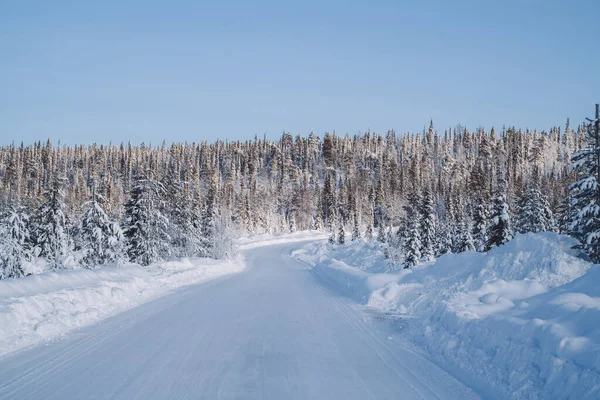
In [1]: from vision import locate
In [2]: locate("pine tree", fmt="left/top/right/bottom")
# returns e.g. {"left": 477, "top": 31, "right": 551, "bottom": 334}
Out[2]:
{"left": 351, "top": 210, "right": 361, "bottom": 241}
{"left": 435, "top": 219, "right": 453, "bottom": 256}
{"left": 35, "top": 175, "right": 71, "bottom": 269}
{"left": 556, "top": 195, "right": 572, "bottom": 234}
{"left": 365, "top": 221, "right": 374, "bottom": 242}
{"left": 456, "top": 220, "right": 475, "bottom": 253}
{"left": 570, "top": 104, "right": 600, "bottom": 261}
{"left": 185, "top": 189, "right": 207, "bottom": 256}
{"left": 403, "top": 203, "right": 421, "bottom": 268}
{"left": 337, "top": 218, "right": 345, "bottom": 245}
{"left": 516, "top": 186, "right": 555, "bottom": 234}
{"left": 123, "top": 172, "right": 170, "bottom": 266}
{"left": 485, "top": 193, "right": 513, "bottom": 251}
{"left": 328, "top": 230, "right": 336, "bottom": 245}
{"left": 76, "top": 188, "right": 125, "bottom": 267}
{"left": 313, "top": 195, "right": 323, "bottom": 231}
{"left": 200, "top": 184, "right": 219, "bottom": 258}
{"left": 377, "top": 221, "right": 387, "bottom": 243}
{"left": 0, "top": 205, "right": 31, "bottom": 278}
{"left": 162, "top": 167, "right": 190, "bottom": 256}
{"left": 472, "top": 200, "right": 488, "bottom": 252}
{"left": 419, "top": 188, "right": 436, "bottom": 260}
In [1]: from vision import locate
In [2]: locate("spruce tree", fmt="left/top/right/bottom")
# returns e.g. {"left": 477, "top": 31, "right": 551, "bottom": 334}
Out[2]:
{"left": 35, "top": 175, "right": 71, "bottom": 269}
{"left": 123, "top": 172, "right": 170, "bottom": 266}
{"left": 556, "top": 195, "right": 572, "bottom": 234}
{"left": 0, "top": 205, "right": 31, "bottom": 278}
{"left": 419, "top": 188, "right": 436, "bottom": 260}
{"left": 76, "top": 188, "right": 125, "bottom": 267}
{"left": 337, "top": 218, "right": 345, "bottom": 245}
{"left": 570, "top": 104, "right": 600, "bottom": 261}
{"left": 472, "top": 200, "right": 488, "bottom": 252}
{"left": 365, "top": 221, "right": 374, "bottom": 242}
{"left": 377, "top": 221, "right": 387, "bottom": 243}
{"left": 456, "top": 220, "right": 475, "bottom": 253}
{"left": 351, "top": 210, "right": 361, "bottom": 241}
{"left": 313, "top": 195, "right": 324, "bottom": 231}
{"left": 485, "top": 193, "right": 513, "bottom": 251}
{"left": 403, "top": 204, "right": 421, "bottom": 268}
{"left": 516, "top": 186, "right": 555, "bottom": 234}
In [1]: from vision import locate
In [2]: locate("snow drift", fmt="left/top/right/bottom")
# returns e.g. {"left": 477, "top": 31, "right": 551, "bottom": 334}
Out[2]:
{"left": 0, "top": 232, "right": 327, "bottom": 358}
{"left": 0, "top": 257, "right": 245, "bottom": 357}
{"left": 293, "top": 233, "right": 599, "bottom": 399}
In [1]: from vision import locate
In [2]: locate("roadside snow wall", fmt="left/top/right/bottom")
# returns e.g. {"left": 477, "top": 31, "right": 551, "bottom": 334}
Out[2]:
{"left": 293, "top": 233, "right": 599, "bottom": 399}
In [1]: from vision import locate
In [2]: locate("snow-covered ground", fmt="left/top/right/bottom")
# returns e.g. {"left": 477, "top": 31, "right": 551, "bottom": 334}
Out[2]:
{"left": 293, "top": 233, "right": 600, "bottom": 399}
{"left": 0, "top": 239, "right": 479, "bottom": 400}
{"left": 0, "top": 256, "right": 245, "bottom": 357}
{"left": 2, "top": 231, "right": 596, "bottom": 399}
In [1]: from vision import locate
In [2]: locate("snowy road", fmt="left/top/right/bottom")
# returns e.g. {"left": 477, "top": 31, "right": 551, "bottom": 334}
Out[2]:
{"left": 0, "top": 241, "right": 479, "bottom": 400}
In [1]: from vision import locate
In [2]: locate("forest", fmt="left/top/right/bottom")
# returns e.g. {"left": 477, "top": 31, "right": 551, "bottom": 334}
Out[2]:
{"left": 1, "top": 113, "right": 599, "bottom": 278}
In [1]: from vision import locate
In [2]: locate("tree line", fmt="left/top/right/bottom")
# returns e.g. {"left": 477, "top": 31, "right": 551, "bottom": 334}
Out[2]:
{"left": 1, "top": 110, "right": 598, "bottom": 277}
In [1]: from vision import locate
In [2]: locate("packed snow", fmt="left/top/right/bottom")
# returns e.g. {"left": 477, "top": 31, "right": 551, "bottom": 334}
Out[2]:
{"left": 293, "top": 232, "right": 600, "bottom": 399}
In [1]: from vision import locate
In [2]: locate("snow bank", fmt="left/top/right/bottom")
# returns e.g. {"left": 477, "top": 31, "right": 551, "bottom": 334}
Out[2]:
{"left": 0, "top": 257, "right": 245, "bottom": 357}
{"left": 294, "top": 233, "right": 600, "bottom": 399}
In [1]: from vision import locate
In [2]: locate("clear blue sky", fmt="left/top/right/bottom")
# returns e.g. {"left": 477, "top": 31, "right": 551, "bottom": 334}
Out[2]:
{"left": 1, "top": 0, "right": 599, "bottom": 145}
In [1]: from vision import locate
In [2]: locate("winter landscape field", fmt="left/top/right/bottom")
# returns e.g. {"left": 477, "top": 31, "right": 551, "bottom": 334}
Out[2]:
{"left": 2, "top": 1, "right": 600, "bottom": 399}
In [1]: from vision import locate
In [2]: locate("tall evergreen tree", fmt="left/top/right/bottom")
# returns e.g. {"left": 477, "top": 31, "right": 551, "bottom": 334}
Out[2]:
{"left": 485, "top": 193, "right": 513, "bottom": 251}
{"left": 569, "top": 105, "right": 600, "bottom": 261}
{"left": 337, "top": 217, "right": 345, "bottom": 245}
{"left": 516, "top": 186, "right": 555, "bottom": 234}
{"left": 76, "top": 188, "right": 125, "bottom": 267}
{"left": 0, "top": 205, "right": 31, "bottom": 278}
{"left": 472, "top": 200, "right": 488, "bottom": 252}
{"left": 419, "top": 188, "right": 437, "bottom": 260}
{"left": 456, "top": 220, "right": 475, "bottom": 253}
{"left": 351, "top": 210, "right": 361, "bottom": 241}
{"left": 123, "top": 172, "right": 170, "bottom": 266}
{"left": 35, "top": 175, "right": 71, "bottom": 269}
{"left": 403, "top": 201, "right": 421, "bottom": 268}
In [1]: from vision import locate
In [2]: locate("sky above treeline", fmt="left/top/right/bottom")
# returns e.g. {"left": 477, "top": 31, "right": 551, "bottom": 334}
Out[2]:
{"left": 1, "top": 0, "right": 599, "bottom": 146}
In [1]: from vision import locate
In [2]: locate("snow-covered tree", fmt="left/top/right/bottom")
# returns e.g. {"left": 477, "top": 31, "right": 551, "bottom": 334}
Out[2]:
{"left": 365, "top": 221, "right": 373, "bottom": 242}
{"left": 485, "top": 193, "right": 513, "bottom": 251}
{"left": 377, "top": 221, "right": 387, "bottom": 244}
{"left": 472, "top": 200, "right": 488, "bottom": 252}
{"left": 556, "top": 195, "right": 572, "bottom": 234}
{"left": 76, "top": 189, "right": 125, "bottom": 267}
{"left": 516, "top": 186, "right": 555, "bottom": 234}
{"left": 351, "top": 210, "right": 361, "bottom": 241}
{"left": 199, "top": 184, "right": 234, "bottom": 258}
{"left": 123, "top": 173, "right": 170, "bottom": 266}
{"left": 337, "top": 219, "right": 345, "bottom": 245}
{"left": 569, "top": 105, "right": 600, "bottom": 261}
{"left": 456, "top": 220, "right": 475, "bottom": 253}
{"left": 313, "top": 195, "right": 324, "bottom": 231}
{"left": 35, "top": 175, "right": 72, "bottom": 269}
{"left": 402, "top": 195, "right": 421, "bottom": 268}
{"left": 419, "top": 188, "right": 436, "bottom": 261}
{"left": 0, "top": 206, "right": 31, "bottom": 278}
{"left": 435, "top": 219, "right": 453, "bottom": 257}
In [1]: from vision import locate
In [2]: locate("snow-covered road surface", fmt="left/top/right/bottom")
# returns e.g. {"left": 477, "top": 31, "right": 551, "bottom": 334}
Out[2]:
{"left": 0, "top": 241, "right": 479, "bottom": 400}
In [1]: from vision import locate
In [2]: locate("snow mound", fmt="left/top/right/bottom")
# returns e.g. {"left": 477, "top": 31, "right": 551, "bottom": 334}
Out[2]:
{"left": 295, "top": 232, "right": 599, "bottom": 399}
{"left": 0, "top": 257, "right": 245, "bottom": 357}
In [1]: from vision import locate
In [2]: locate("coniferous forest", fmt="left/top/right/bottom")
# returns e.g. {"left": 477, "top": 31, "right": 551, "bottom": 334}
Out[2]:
{"left": 1, "top": 112, "right": 600, "bottom": 278}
